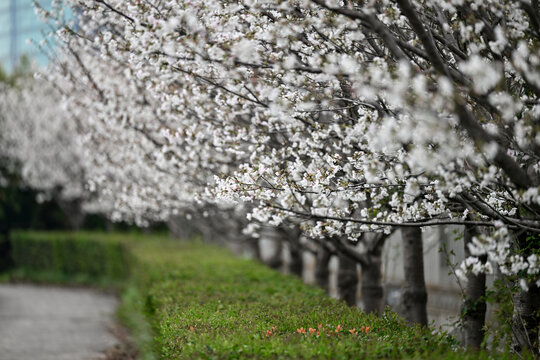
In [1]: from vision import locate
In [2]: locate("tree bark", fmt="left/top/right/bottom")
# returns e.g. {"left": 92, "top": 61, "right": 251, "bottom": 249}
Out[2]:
{"left": 266, "top": 238, "right": 283, "bottom": 270}
{"left": 167, "top": 214, "right": 199, "bottom": 240}
{"left": 57, "top": 198, "right": 86, "bottom": 230}
{"left": 289, "top": 243, "right": 303, "bottom": 277}
{"left": 401, "top": 227, "right": 428, "bottom": 326}
{"left": 315, "top": 246, "right": 332, "bottom": 292}
{"left": 277, "top": 225, "right": 303, "bottom": 277}
{"left": 360, "top": 233, "right": 386, "bottom": 314}
{"left": 360, "top": 256, "right": 383, "bottom": 313}
{"left": 0, "top": 230, "right": 12, "bottom": 272}
{"left": 462, "top": 224, "right": 487, "bottom": 349}
{"left": 512, "top": 284, "right": 540, "bottom": 353}
{"left": 512, "top": 232, "right": 540, "bottom": 353}
{"left": 338, "top": 253, "right": 358, "bottom": 306}
{"left": 248, "top": 238, "right": 262, "bottom": 261}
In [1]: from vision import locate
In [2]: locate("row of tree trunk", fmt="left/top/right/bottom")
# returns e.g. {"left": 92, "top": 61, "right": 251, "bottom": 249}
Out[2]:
{"left": 259, "top": 225, "right": 539, "bottom": 353}
{"left": 186, "top": 216, "right": 538, "bottom": 353}
{"left": 263, "top": 226, "right": 428, "bottom": 324}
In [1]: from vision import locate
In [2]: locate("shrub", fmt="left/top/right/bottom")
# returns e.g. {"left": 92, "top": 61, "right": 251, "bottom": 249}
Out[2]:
{"left": 9, "top": 231, "right": 130, "bottom": 281}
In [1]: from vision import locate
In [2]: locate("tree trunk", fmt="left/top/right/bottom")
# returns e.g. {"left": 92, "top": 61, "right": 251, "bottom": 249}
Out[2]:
{"left": 512, "top": 232, "right": 540, "bottom": 353}
{"left": 167, "top": 214, "right": 199, "bottom": 240}
{"left": 338, "top": 254, "right": 358, "bottom": 306}
{"left": 360, "top": 255, "right": 384, "bottom": 314}
{"left": 248, "top": 238, "right": 261, "bottom": 261}
{"left": 289, "top": 244, "right": 303, "bottom": 277}
{"left": 512, "top": 284, "right": 540, "bottom": 353}
{"left": 0, "top": 229, "right": 12, "bottom": 272}
{"left": 277, "top": 225, "right": 303, "bottom": 277}
{"left": 360, "top": 233, "right": 386, "bottom": 314}
{"left": 57, "top": 198, "right": 86, "bottom": 230}
{"left": 315, "top": 246, "right": 332, "bottom": 292}
{"left": 401, "top": 227, "right": 428, "bottom": 326}
{"left": 462, "top": 224, "right": 487, "bottom": 349}
{"left": 105, "top": 219, "right": 114, "bottom": 232}
{"left": 266, "top": 239, "right": 283, "bottom": 270}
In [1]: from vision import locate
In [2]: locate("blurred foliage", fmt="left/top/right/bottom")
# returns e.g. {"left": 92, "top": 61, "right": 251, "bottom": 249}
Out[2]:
{"left": 0, "top": 58, "right": 131, "bottom": 272}
{"left": 0, "top": 55, "right": 32, "bottom": 85}
{"left": 0, "top": 57, "right": 65, "bottom": 235}
{"left": 0, "top": 159, "right": 117, "bottom": 237}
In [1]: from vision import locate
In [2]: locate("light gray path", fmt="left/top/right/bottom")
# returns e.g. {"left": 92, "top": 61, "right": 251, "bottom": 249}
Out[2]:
{"left": 0, "top": 284, "right": 119, "bottom": 360}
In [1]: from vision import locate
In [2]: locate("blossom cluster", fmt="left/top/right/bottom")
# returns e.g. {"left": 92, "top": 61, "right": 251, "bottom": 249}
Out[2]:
{"left": 0, "top": 75, "right": 88, "bottom": 205}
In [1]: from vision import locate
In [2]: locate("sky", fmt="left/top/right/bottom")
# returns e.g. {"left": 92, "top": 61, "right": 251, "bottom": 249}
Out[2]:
{"left": 0, "top": 0, "right": 53, "bottom": 70}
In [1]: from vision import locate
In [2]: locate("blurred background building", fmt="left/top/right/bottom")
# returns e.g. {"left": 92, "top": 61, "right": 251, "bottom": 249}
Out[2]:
{"left": 0, "top": 0, "right": 53, "bottom": 70}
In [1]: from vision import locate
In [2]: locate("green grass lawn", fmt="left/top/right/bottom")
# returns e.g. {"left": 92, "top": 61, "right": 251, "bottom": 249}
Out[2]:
{"left": 3, "top": 232, "right": 529, "bottom": 359}
{"left": 128, "top": 240, "right": 457, "bottom": 359}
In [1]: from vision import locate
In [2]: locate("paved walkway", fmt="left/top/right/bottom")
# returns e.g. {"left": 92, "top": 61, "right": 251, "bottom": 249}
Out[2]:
{"left": 0, "top": 284, "right": 120, "bottom": 360}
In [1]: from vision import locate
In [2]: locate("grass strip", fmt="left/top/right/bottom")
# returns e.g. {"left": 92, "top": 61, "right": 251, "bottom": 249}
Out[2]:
{"left": 4, "top": 232, "right": 530, "bottom": 359}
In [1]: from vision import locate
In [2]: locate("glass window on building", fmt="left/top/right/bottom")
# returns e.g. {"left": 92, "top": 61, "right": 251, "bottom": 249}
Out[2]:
{"left": 0, "top": 0, "right": 55, "bottom": 71}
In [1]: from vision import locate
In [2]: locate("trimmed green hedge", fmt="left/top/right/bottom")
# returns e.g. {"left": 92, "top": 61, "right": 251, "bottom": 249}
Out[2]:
{"left": 4, "top": 232, "right": 527, "bottom": 359}
{"left": 10, "top": 231, "right": 130, "bottom": 281}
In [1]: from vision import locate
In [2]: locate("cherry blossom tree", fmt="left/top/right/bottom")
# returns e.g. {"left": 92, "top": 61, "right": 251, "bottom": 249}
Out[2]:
{"left": 36, "top": 0, "right": 540, "bottom": 351}
{"left": 0, "top": 75, "right": 90, "bottom": 229}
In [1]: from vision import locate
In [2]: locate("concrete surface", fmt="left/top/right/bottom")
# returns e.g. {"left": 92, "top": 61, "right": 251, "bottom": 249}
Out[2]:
{"left": 0, "top": 284, "right": 119, "bottom": 360}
